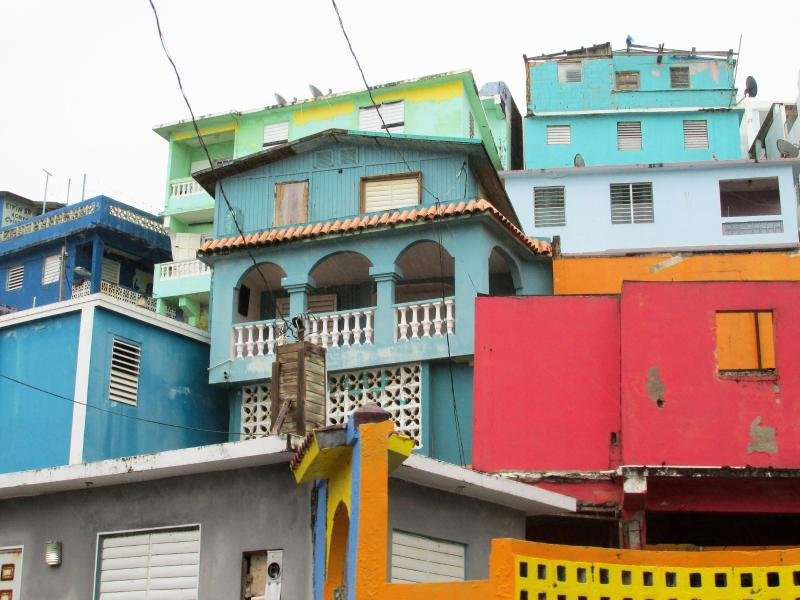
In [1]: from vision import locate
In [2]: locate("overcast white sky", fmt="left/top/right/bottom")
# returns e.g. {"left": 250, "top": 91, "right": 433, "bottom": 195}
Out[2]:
{"left": 1, "top": 0, "right": 798, "bottom": 215}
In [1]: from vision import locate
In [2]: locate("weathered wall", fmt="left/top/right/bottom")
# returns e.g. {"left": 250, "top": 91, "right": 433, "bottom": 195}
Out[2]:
{"left": 620, "top": 281, "right": 800, "bottom": 467}
{"left": 388, "top": 478, "right": 525, "bottom": 580}
{"left": 0, "top": 465, "right": 313, "bottom": 600}
{"left": 473, "top": 295, "right": 620, "bottom": 473}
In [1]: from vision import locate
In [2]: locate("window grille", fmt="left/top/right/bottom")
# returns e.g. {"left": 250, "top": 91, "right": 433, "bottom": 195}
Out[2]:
{"left": 670, "top": 66, "right": 690, "bottom": 88}
{"left": 610, "top": 182, "right": 654, "bottom": 224}
{"left": 683, "top": 120, "right": 709, "bottom": 149}
{"left": 533, "top": 186, "right": 566, "bottom": 227}
{"left": 5, "top": 265, "right": 24, "bottom": 291}
{"left": 546, "top": 125, "right": 571, "bottom": 145}
{"left": 109, "top": 337, "right": 141, "bottom": 405}
{"left": 617, "top": 121, "right": 642, "bottom": 150}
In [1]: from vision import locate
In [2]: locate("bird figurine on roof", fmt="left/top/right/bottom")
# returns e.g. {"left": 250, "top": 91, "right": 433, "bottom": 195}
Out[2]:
{"left": 626, "top": 35, "right": 634, "bottom": 51}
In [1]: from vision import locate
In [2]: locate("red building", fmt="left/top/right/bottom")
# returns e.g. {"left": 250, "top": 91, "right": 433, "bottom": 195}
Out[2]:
{"left": 474, "top": 281, "right": 800, "bottom": 548}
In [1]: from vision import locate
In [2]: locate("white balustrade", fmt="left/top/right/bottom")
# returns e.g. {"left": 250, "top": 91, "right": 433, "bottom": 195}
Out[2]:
{"left": 158, "top": 259, "right": 211, "bottom": 280}
{"left": 71, "top": 280, "right": 176, "bottom": 318}
{"left": 170, "top": 179, "right": 203, "bottom": 198}
{"left": 305, "top": 309, "right": 375, "bottom": 349}
{"left": 395, "top": 298, "right": 455, "bottom": 341}
{"left": 233, "top": 321, "right": 288, "bottom": 359}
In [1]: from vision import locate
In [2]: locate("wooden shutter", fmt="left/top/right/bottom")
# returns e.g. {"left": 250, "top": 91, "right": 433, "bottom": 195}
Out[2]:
{"left": 263, "top": 121, "right": 289, "bottom": 147}
{"left": 683, "top": 120, "right": 708, "bottom": 149}
{"left": 546, "top": 125, "right": 571, "bottom": 145}
{"left": 617, "top": 122, "right": 642, "bottom": 150}
{"left": 615, "top": 71, "right": 640, "bottom": 90}
{"left": 362, "top": 174, "right": 420, "bottom": 213}
{"left": 6, "top": 265, "right": 24, "bottom": 291}
{"left": 274, "top": 181, "right": 308, "bottom": 226}
{"left": 275, "top": 294, "right": 336, "bottom": 318}
{"left": 670, "top": 66, "right": 690, "bottom": 88}
{"left": 534, "top": 187, "right": 566, "bottom": 227}
{"left": 102, "top": 259, "right": 121, "bottom": 284}
{"left": 97, "top": 527, "right": 200, "bottom": 599}
{"left": 391, "top": 531, "right": 465, "bottom": 583}
{"left": 109, "top": 338, "right": 141, "bottom": 405}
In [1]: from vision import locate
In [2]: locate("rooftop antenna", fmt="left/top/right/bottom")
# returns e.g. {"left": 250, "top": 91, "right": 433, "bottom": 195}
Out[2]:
{"left": 777, "top": 139, "right": 800, "bottom": 158}
{"left": 41, "top": 168, "right": 53, "bottom": 215}
{"left": 81, "top": 174, "right": 86, "bottom": 201}
{"left": 65, "top": 177, "right": 71, "bottom": 205}
{"left": 274, "top": 93, "right": 287, "bottom": 106}
{"left": 574, "top": 153, "right": 585, "bottom": 167}
{"left": 309, "top": 84, "right": 324, "bottom": 98}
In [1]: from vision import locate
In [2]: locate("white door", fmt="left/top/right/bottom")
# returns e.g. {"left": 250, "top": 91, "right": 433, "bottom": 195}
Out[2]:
{"left": 0, "top": 547, "right": 23, "bottom": 600}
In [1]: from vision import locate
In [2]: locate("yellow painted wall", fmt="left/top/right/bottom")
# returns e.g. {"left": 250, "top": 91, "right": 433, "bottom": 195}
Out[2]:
{"left": 554, "top": 251, "right": 800, "bottom": 295}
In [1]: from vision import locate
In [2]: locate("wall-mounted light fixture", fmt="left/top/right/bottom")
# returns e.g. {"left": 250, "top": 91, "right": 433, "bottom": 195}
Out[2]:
{"left": 45, "top": 541, "right": 62, "bottom": 566}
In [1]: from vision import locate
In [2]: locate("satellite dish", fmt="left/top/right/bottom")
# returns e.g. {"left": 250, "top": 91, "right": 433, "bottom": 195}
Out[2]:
{"left": 744, "top": 76, "right": 758, "bottom": 98}
{"left": 274, "top": 93, "right": 287, "bottom": 106}
{"left": 309, "top": 84, "right": 324, "bottom": 98}
{"left": 574, "top": 153, "right": 585, "bottom": 167}
{"left": 73, "top": 266, "right": 92, "bottom": 280}
{"left": 777, "top": 139, "right": 800, "bottom": 158}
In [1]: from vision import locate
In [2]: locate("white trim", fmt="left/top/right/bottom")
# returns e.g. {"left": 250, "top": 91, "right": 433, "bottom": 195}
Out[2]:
{"left": 0, "top": 294, "right": 209, "bottom": 343}
{"left": 530, "top": 105, "right": 737, "bottom": 117}
{"left": 395, "top": 454, "right": 576, "bottom": 515}
{"left": 69, "top": 306, "right": 94, "bottom": 464}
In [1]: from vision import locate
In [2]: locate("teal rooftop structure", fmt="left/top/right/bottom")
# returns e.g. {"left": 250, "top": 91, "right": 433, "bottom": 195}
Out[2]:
{"left": 522, "top": 41, "right": 744, "bottom": 168}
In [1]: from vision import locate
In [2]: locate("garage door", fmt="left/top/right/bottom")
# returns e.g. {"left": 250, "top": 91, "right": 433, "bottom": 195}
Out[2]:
{"left": 96, "top": 527, "right": 200, "bottom": 599}
{"left": 390, "top": 530, "right": 465, "bottom": 583}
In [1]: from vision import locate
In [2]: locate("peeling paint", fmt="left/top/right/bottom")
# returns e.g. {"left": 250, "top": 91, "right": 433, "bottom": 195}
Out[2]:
{"left": 747, "top": 417, "right": 778, "bottom": 455}
{"left": 646, "top": 366, "right": 665, "bottom": 408}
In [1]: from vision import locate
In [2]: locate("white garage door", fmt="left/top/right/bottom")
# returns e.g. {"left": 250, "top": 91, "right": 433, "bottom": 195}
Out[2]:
{"left": 97, "top": 527, "right": 200, "bottom": 600}
{"left": 390, "top": 530, "right": 465, "bottom": 583}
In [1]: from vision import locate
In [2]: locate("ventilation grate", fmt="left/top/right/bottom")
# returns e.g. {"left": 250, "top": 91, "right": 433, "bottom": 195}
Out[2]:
{"left": 534, "top": 186, "right": 566, "bottom": 227}
{"left": 109, "top": 338, "right": 141, "bottom": 405}
{"left": 6, "top": 265, "right": 24, "bottom": 291}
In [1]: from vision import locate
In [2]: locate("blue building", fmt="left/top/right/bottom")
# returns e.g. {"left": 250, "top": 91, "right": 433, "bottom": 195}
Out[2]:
{"left": 0, "top": 196, "right": 171, "bottom": 312}
{"left": 523, "top": 42, "right": 743, "bottom": 168}
{"left": 0, "top": 294, "right": 227, "bottom": 474}
{"left": 194, "top": 129, "right": 552, "bottom": 464}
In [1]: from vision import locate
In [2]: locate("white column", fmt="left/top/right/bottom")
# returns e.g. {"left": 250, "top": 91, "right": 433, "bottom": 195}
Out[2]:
{"left": 69, "top": 305, "right": 95, "bottom": 465}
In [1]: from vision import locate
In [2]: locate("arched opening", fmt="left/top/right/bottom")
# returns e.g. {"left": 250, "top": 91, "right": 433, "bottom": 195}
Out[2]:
{"left": 308, "top": 252, "right": 375, "bottom": 313}
{"left": 324, "top": 502, "right": 350, "bottom": 599}
{"left": 489, "top": 247, "right": 519, "bottom": 296}
{"left": 234, "top": 262, "right": 287, "bottom": 323}
{"left": 394, "top": 241, "right": 455, "bottom": 304}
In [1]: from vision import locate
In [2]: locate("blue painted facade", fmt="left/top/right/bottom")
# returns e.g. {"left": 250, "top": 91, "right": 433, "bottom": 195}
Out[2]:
{"left": 0, "top": 299, "right": 227, "bottom": 474}
{"left": 523, "top": 44, "right": 744, "bottom": 168}
{"left": 505, "top": 159, "right": 800, "bottom": 254}
{"left": 199, "top": 131, "right": 551, "bottom": 462}
{"left": 0, "top": 196, "right": 171, "bottom": 311}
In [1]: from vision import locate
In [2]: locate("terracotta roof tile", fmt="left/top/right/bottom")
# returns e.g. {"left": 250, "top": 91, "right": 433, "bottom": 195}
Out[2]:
{"left": 199, "top": 200, "right": 551, "bottom": 257}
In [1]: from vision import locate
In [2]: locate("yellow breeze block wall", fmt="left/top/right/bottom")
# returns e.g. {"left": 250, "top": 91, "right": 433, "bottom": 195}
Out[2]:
{"left": 511, "top": 540, "right": 800, "bottom": 600}
{"left": 553, "top": 251, "right": 800, "bottom": 295}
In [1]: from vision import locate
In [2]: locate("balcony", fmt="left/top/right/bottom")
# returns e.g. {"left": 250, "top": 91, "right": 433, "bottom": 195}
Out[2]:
{"left": 72, "top": 280, "right": 176, "bottom": 318}
{"left": 163, "top": 178, "right": 215, "bottom": 225}
{"left": 153, "top": 258, "right": 212, "bottom": 298}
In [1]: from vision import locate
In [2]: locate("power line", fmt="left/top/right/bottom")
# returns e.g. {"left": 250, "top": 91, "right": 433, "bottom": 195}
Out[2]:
{"left": 0, "top": 372, "right": 256, "bottom": 438}
{"left": 146, "top": 0, "right": 295, "bottom": 336}
{"left": 330, "top": 0, "right": 466, "bottom": 466}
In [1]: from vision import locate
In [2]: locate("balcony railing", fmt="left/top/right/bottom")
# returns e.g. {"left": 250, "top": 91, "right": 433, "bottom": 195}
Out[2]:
{"left": 395, "top": 297, "right": 455, "bottom": 340}
{"left": 72, "top": 280, "right": 176, "bottom": 318}
{"left": 158, "top": 259, "right": 211, "bottom": 280}
{"left": 170, "top": 179, "right": 204, "bottom": 198}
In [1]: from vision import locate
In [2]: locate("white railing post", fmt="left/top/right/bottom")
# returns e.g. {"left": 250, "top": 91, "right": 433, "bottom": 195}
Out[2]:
{"left": 341, "top": 312, "right": 352, "bottom": 347}
{"left": 397, "top": 306, "right": 408, "bottom": 341}
{"left": 421, "top": 304, "right": 432, "bottom": 338}
{"left": 266, "top": 323, "right": 276, "bottom": 355}
{"left": 255, "top": 323, "right": 265, "bottom": 357}
{"left": 351, "top": 311, "right": 363, "bottom": 346}
{"left": 409, "top": 305, "right": 420, "bottom": 339}
{"left": 445, "top": 299, "right": 455, "bottom": 335}
{"left": 234, "top": 326, "right": 245, "bottom": 359}
{"left": 244, "top": 325, "right": 255, "bottom": 357}
{"left": 432, "top": 301, "right": 443, "bottom": 336}
{"left": 364, "top": 310, "right": 373, "bottom": 344}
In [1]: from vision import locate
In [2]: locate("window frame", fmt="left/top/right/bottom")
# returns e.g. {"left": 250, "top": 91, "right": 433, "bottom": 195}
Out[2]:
{"left": 273, "top": 180, "right": 309, "bottom": 227}
{"left": 533, "top": 186, "right": 566, "bottom": 228}
{"left": 5, "top": 265, "right": 24, "bottom": 291}
{"left": 615, "top": 71, "right": 640, "bottom": 91}
{"left": 609, "top": 182, "right": 654, "bottom": 225}
{"left": 360, "top": 172, "right": 421, "bottom": 214}
{"left": 670, "top": 66, "right": 691, "bottom": 89}
{"left": 715, "top": 310, "right": 776, "bottom": 377}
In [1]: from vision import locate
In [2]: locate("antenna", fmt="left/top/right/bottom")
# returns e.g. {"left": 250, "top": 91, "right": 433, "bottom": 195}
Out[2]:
{"left": 574, "top": 153, "right": 585, "bottom": 167}
{"left": 41, "top": 168, "right": 53, "bottom": 215}
{"left": 309, "top": 84, "right": 324, "bottom": 98}
{"left": 274, "top": 93, "right": 287, "bottom": 106}
{"left": 777, "top": 139, "right": 800, "bottom": 158}
{"left": 744, "top": 75, "right": 758, "bottom": 98}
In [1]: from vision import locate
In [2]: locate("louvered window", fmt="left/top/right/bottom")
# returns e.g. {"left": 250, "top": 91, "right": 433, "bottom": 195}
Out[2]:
{"left": 610, "top": 182, "right": 654, "bottom": 224}
{"left": 275, "top": 294, "right": 337, "bottom": 317}
{"left": 670, "top": 66, "right": 690, "bottom": 89}
{"left": 617, "top": 121, "right": 642, "bottom": 150}
{"left": 96, "top": 527, "right": 200, "bottom": 599}
{"left": 263, "top": 121, "right": 289, "bottom": 147}
{"left": 109, "top": 337, "right": 141, "bottom": 405}
{"left": 546, "top": 125, "right": 571, "bottom": 145}
{"left": 683, "top": 120, "right": 708, "bottom": 149}
{"left": 42, "top": 254, "right": 61, "bottom": 284}
{"left": 391, "top": 531, "right": 465, "bottom": 583}
{"left": 615, "top": 71, "right": 640, "bottom": 90}
{"left": 362, "top": 174, "right": 420, "bottom": 213}
{"left": 102, "top": 259, "right": 121, "bottom": 284}
{"left": 358, "top": 101, "right": 404, "bottom": 133}
{"left": 534, "top": 186, "right": 566, "bottom": 227}
{"left": 313, "top": 150, "right": 334, "bottom": 169}
{"left": 557, "top": 62, "right": 582, "bottom": 83}
{"left": 5, "top": 265, "right": 23, "bottom": 291}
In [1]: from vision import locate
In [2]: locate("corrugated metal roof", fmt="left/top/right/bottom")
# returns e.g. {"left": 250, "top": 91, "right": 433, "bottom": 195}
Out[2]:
{"left": 198, "top": 199, "right": 550, "bottom": 257}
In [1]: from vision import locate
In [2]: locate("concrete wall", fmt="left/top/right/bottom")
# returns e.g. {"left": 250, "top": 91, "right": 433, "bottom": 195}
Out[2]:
{"left": 0, "top": 465, "right": 313, "bottom": 600}
{"left": 504, "top": 161, "right": 799, "bottom": 254}
{"left": 388, "top": 478, "right": 525, "bottom": 580}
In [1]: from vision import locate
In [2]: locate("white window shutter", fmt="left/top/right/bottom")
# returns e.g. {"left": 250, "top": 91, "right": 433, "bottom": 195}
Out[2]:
{"left": 391, "top": 531, "right": 465, "bottom": 583}
{"left": 42, "top": 254, "right": 61, "bottom": 284}
{"left": 683, "top": 120, "right": 708, "bottom": 149}
{"left": 617, "top": 122, "right": 642, "bottom": 150}
{"left": 108, "top": 338, "right": 141, "bottom": 405}
{"left": 263, "top": 121, "right": 290, "bottom": 146}
{"left": 6, "top": 265, "right": 24, "bottom": 291}
{"left": 546, "top": 125, "right": 571, "bottom": 145}
{"left": 358, "top": 101, "right": 404, "bottom": 132}
{"left": 363, "top": 176, "right": 420, "bottom": 212}
{"left": 534, "top": 187, "right": 566, "bottom": 227}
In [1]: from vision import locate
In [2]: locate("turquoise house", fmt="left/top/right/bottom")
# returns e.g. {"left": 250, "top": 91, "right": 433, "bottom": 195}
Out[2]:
{"left": 195, "top": 130, "right": 551, "bottom": 464}
{"left": 523, "top": 42, "right": 744, "bottom": 168}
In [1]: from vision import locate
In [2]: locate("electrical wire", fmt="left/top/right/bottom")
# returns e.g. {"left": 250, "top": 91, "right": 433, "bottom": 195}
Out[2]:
{"left": 146, "top": 0, "right": 295, "bottom": 336}
{"left": 0, "top": 372, "right": 259, "bottom": 438}
{"left": 330, "top": 0, "right": 466, "bottom": 465}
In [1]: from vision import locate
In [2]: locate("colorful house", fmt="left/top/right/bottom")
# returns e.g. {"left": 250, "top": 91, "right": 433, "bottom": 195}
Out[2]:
{"left": 0, "top": 195, "right": 171, "bottom": 313}
{"left": 474, "top": 281, "right": 800, "bottom": 549}
{"left": 0, "top": 190, "right": 63, "bottom": 228}
{"left": 152, "top": 70, "right": 521, "bottom": 327}
{"left": 749, "top": 101, "right": 799, "bottom": 159}
{"left": 523, "top": 42, "right": 743, "bottom": 169}
{"left": 194, "top": 129, "right": 551, "bottom": 464}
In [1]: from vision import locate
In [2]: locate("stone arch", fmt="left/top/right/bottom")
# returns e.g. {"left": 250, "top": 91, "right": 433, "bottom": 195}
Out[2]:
{"left": 488, "top": 246, "right": 521, "bottom": 296}
{"left": 394, "top": 240, "right": 455, "bottom": 304}
{"left": 324, "top": 501, "right": 350, "bottom": 599}
{"left": 308, "top": 251, "right": 375, "bottom": 312}
{"left": 233, "top": 262, "right": 287, "bottom": 323}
